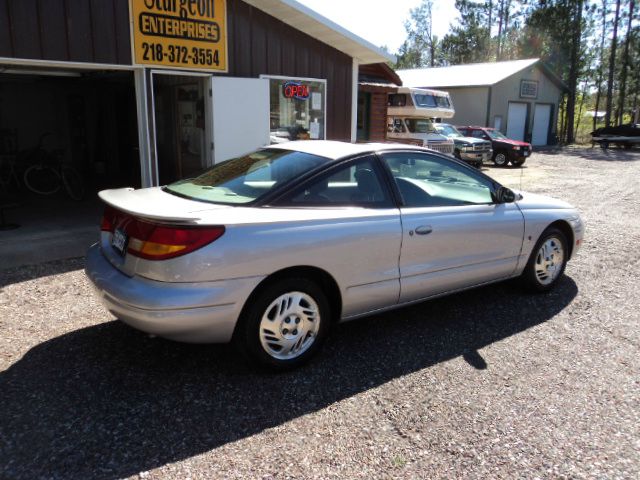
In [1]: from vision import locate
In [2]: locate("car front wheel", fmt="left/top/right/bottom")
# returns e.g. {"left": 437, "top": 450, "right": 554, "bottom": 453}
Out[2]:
{"left": 493, "top": 151, "right": 509, "bottom": 167}
{"left": 521, "top": 227, "right": 568, "bottom": 292}
{"left": 235, "top": 277, "right": 331, "bottom": 370}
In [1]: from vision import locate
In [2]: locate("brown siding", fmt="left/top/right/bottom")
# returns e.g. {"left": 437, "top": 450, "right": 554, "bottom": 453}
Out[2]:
{"left": 368, "top": 92, "right": 388, "bottom": 141}
{"left": 225, "top": 0, "right": 353, "bottom": 141}
{"left": 0, "top": 0, "right": 130, "bottom": 64}
{"left": 0, "top": 0, "right": 353, "bottom": 140}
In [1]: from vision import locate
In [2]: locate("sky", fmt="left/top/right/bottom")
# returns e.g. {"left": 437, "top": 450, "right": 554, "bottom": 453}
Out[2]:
{"left": 296, "top": 0, "right": 460, "bottom": 54}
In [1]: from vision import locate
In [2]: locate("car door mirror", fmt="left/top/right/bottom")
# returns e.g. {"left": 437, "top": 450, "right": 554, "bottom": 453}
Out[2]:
{"left": 494, "top": 186, "right": 516, "bottom": 203}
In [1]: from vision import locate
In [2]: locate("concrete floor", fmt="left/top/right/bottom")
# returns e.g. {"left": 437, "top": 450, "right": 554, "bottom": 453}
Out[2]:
{"left": 0, "top": 194, "right": 102, "bottom": 269}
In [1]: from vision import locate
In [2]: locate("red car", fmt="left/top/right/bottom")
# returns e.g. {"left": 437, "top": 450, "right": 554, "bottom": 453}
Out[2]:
{"left": 457, "top": 126, "right": 532, "bottom": 167}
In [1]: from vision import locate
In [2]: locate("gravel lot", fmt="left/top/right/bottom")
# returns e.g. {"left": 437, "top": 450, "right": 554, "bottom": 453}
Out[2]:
{"left": 1, "top": 146, "right": 639, "bottom": 479}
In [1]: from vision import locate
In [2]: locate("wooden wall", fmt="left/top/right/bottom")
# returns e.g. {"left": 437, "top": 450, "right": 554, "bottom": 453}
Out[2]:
{"left": 0, "top": 0, "right": 353, "bottom": 140}
{"left": 368, "top": 92, "right": 388, "bottom": 142}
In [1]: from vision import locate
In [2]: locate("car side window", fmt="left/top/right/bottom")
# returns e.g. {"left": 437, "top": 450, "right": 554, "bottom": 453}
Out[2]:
{"left": 276, "top": 157, "right": 393, "bottom": 208}
{"left": 381, "top": 152, "right": 495, "bottom": 207}
{"left": 470, "top": 130, "right": 486, "bottom": 139}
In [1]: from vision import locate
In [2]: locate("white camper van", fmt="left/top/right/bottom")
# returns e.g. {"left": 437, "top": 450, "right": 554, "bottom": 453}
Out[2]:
{"left": 387, "top": 87, "right": 455, "bottom": 155}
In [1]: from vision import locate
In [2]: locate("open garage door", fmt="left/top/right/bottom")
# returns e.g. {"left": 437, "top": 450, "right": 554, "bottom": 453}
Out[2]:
{"left": 507, "top": 102, "right": 527, "bottom": 141}
{"left": 532, "top": 104, "right": 551, "bottom": 146}
{"left": 211, "top": 77, "right": 270, "bottom": 164}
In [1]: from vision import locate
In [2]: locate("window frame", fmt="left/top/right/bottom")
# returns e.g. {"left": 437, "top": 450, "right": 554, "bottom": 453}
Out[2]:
{"left": 270, "top": 154, "right": 396, "bottom": 209}
{"left": 376, "top": 150, "right": 501, "bottom": 209}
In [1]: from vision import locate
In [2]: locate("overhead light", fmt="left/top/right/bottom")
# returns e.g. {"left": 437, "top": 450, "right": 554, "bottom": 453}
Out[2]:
{"left": 0, "top": 68, "right": 81, "bottom": 77}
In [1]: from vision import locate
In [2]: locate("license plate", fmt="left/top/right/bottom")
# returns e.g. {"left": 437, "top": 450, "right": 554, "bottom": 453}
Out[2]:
{"left": 112, "top": 229, "right": 128, "bottom": 256}
{"left": 524, "top": 151, "right": 530, "bottom": 157}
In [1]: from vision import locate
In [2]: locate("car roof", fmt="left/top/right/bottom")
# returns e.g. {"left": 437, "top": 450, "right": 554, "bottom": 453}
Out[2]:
{"left": 269, "top": 140, "right": 428, "bottom": 160}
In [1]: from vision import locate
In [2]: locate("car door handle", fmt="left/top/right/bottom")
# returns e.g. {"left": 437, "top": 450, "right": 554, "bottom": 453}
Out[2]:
{"left": 414, "top": 225, "right": 433, "bottom": 235}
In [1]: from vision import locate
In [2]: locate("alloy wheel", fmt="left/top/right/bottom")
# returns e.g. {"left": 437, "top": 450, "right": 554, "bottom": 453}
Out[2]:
{"left": 259, "top": 291, "right": 321, "bottom": 360}
{"left": 534, "top": 237, "right": 565, "bottom": 285}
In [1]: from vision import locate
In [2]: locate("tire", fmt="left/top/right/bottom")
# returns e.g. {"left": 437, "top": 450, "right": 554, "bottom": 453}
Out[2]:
{"left": 23, "top": 165, "right": 61, "bottom": 195}
{"left": 61, "top": 166, "right": 85, "bottom": 201}
{"left": 234, "top": 277, "right": 331, "bottom": 370}
{"left": 521, "top": 227, "right": 568, "bottom": 292}
{"left": 493, "top": 151, "right": 509, "bottom": 167}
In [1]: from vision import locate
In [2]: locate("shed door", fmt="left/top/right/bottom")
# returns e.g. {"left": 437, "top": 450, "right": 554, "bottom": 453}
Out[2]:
{"left": 532, "top": 104, "right": 551, "bottom": 146}
{"left": 211, "top": 77, "right": 270, "bottom": 164}
{"left": 507, "top": 102, "right": 527, "bottom": 141}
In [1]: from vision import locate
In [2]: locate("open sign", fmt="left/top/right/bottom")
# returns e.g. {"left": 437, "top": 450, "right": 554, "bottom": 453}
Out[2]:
{"left": 283, "top": 81, "right": 310, "bottom": 100}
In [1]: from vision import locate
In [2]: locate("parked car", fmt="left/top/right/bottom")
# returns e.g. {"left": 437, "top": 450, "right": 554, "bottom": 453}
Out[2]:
{"left": 433, "top": 123, "right": 492, "bottom": 168}
{"left": 86, "top": 141, "right": 584, "bottom": 369}
{"left": 457, "top": 126, "right": 532, "bottom": 167}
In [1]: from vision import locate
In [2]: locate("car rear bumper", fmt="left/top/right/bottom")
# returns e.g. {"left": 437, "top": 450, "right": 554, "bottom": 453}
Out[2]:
{"left": 85, "top": 243, "right": 263, "bottom": 343}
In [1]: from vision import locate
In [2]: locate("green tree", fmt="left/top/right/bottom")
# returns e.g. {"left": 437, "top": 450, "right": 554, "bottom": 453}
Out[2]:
{"left": 441, "top": 0, "right": 492, "bottom": 63}
{"left": 395, "top": 0, "right": 442, "bottom": 68}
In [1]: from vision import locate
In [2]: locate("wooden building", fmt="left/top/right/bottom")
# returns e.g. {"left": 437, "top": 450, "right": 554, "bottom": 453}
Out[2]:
{"left": 357, "top": 63, "right": 402, "bottom": 142}
{"left": 0, "top": 0, "right": 392, "bottom": 191}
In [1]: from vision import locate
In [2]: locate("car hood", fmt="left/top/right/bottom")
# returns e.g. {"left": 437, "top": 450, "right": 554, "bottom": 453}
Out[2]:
{"left": 496, "top": 138, "right": 531, "bottom": 147}
{"left": 451, "top": 136, "right": 488, "bottom": 145}
{"left": 514, "top": 190, "right": 573, "bottom": 210}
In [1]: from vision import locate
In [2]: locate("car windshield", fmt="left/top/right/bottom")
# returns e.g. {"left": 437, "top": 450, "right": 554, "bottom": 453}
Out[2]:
{"left": 436, "top": 124, "right": 463, "bottom": 138}
{"left": 405, "top": 118, "right": 436, "bottom": 134}
{"left": 164, "top": 149, "right": 328, "bottom": 204}
{"left": 487, "top": 130, "right": 508, "bottom": 139}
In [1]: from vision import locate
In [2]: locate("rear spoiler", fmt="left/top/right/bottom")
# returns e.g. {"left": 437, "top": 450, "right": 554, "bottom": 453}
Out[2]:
{"left": 98, "top": 188, "right": 205, "bottom": 223}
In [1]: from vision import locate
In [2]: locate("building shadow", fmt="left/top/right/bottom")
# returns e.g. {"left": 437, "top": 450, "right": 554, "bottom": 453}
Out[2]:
{"left": 0, "top": 277, "right": 578, "bottom": 479}
{"left": 537, "top": 146, "right": 640, "bottom": 162}
{"left": 0, "top": 257, "right": 85, "bottom": 288}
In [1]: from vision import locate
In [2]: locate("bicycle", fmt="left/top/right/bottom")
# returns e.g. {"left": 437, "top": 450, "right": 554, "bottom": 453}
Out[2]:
{"left": 21, "top": 133, "right": 85, "bottom": 201}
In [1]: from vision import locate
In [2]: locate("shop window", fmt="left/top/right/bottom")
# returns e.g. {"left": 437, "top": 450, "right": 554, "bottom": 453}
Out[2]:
{"left": 262, "top": 76, "right": 326, "bottom": 143}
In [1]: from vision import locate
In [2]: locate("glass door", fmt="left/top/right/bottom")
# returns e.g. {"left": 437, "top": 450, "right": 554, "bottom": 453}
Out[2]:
{"left": 151, "top": 72, "right": 212, "bottom": 185}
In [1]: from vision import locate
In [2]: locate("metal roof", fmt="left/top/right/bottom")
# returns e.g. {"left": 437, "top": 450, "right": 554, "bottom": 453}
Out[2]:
{"left": 242, "top": 0, "right": 394, "bottom": 64}
{"left": 398, "top": 59, "right": 547, "bottom": 88}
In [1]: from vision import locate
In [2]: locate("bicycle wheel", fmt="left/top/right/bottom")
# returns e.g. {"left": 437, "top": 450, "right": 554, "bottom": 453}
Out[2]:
{"left": 61, "top": 166, "right": 85, "bottom": 201}
{"left": 23, "top": 165, "right": 61, "bottom": 195}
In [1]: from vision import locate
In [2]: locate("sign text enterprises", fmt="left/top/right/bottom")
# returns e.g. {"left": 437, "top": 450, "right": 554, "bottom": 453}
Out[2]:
{"left": 131, "top": 0, "right": 228, "bottom": 71}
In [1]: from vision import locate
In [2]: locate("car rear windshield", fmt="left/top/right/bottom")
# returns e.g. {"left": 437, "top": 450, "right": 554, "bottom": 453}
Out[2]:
{"left": 164, "top": 149, "right": 329, "bottom": 204}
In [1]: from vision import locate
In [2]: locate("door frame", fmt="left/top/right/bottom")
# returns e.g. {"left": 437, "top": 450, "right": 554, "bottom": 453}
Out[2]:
{"left": 531, "top": 103, "right": 554, "bottom": 146}
{"left": 506, "top": 101, "right": 530, "bottom": 142}
{"left": 149, "top": 70, "right": 213, "bottom": 186}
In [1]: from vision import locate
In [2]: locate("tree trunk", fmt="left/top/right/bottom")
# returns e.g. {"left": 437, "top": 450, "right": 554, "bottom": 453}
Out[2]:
{"left": 497, "top": 0, "right": 504, "bottom": 60}
{"left": 617, "top": 0, "right": 635, "bottom": 124}
{"left": 565, "top": 0, "right": 583, "bottom": 144}
{"left": 605, "top": 0, "right": 622, "bottom": 127}
{"left": 593, "top": 0, "right": 608, "bottom": 132}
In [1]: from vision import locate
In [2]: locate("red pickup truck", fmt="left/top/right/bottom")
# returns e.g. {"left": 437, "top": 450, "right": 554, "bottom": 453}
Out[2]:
{"left": 457, "top": 126, "right": 532, "bottom": 167}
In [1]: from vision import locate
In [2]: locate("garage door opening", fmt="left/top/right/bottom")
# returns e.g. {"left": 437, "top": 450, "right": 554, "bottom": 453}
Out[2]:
{"left": 0, "top": 68, "right": 139, "bottom": 267}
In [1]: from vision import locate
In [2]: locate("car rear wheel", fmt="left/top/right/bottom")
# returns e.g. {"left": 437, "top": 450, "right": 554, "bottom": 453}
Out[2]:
{"left": 235, "top": 277, "right": 330, "bottom": 370}
{"left": 493, "top": 151, "right": 509, "bottom": 167}
{"left": 521, "top": 227, "right": 568, "bottom": 292}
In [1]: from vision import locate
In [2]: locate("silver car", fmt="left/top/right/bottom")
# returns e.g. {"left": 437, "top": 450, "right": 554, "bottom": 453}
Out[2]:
{"left": 85, "top": 141, "right": 584, "bottom": 369}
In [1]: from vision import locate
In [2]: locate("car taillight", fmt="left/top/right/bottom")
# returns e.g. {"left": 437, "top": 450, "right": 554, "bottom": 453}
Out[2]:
{"left": 101, "top": 206, "right": 118, "bottom": 232}
{"left": 127, "top": 223, "right": 225, "bottom": 260}
{"left": 100, "top": 206, "right": 225, "bottom": 260}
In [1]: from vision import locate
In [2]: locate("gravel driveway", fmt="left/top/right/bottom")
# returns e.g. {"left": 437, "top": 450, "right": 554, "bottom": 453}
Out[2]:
{"left": 1, "top": 146, "right": 639, "bottom": 479}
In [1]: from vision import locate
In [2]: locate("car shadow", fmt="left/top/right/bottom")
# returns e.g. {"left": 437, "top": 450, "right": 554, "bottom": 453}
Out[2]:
{"left": 0, "top": 277, "right": 578, "bottom": 479}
